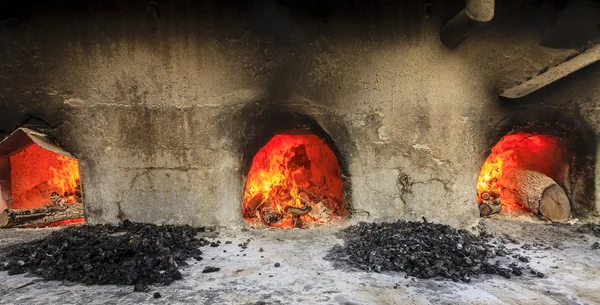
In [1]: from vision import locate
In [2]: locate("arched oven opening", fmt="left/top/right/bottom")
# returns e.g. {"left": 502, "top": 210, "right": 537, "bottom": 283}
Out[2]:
{"left": 238, "top": 104, "right": 350, "bottom": 229}
{"left": 477, "top": 121, "right": 596, "bottom": 222}
{"left": 0, "top": 128, "right": 84, "bottom": 228}
{"left": 243, "top": 129, "right": 346, "bottom": 228}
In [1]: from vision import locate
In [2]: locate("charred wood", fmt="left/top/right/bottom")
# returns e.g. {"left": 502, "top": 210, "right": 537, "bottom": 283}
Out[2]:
{"left": 259, "top": 206, "right": 282, "bottom": 225}
{"left": 284, "top": 205, "right": 312, "bottom": 216}
{"left": 0, "top": 203, "right": 84, "bottom": 228}
{"left": 479, "top": 198, "right": 502, "bottom": 216}
{"left": 244, "top": 193, "right": 265, "bottom": 217}
{"left": 292, "top": 216, "right": 302, "bottom": 228}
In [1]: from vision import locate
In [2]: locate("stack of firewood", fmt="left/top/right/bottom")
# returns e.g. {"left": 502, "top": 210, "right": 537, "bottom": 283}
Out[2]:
{"left": 478, "top": 168, "right": 572, "bottom": 223}
{"left": 0, "top": 192, "right": 84, "bottom": 228}
{"left": 244, "top": 188, "right": 337, "bottom": 228}
{"left": 478, "top": 192, "right": 502, "bottom": 216}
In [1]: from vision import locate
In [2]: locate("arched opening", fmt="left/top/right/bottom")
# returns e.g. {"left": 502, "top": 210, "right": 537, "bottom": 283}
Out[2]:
{"left": 0, "top": 128, "right": 84, "bottom": 228}
{"left": 242, "top": 129, "right": 346, "bottom": 228}
{"left": 477, "top": 132, "right": 573, "bottom": 221}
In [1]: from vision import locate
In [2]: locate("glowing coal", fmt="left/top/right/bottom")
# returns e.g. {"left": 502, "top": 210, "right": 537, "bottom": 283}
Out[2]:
{"left": 1, "top": 143, "right": 84, "bottom": 228}
{"left": 10, "top": 144, "right": 81, "bottom": 210}
{"left": 477, "top": 133, "right": 570, "bottom": 216}
{"left": 243, "top": 130, "right": 345, "bottom": 228}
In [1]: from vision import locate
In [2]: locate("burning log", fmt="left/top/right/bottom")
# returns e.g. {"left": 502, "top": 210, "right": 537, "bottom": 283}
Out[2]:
{"left": 244, "top": 193, "right": 264, "bottom": 217}
{"left": 498, "top": 169, "right": 571, "bottom": 222}
{"left": 479, "top": 198, "right": 502, "bottom": 216}
{"left": 0, "top": 202, "right": 84, "bottom": 228}
{"left": 50, "top": 192, "right": 66, "bottom": 206}
{"left": 292, "top": 215, "right": 302, "bottom": 228}
{"left": 480, "top": 192, "right": 491, "bottom": 200}
{"left": 283, "top": 205, "right": 312, "bottom": 216}
{"left": 259, "top": 206, "right": 282, "bottom": 225}
{"left": 478, "top": 192, "right": 502, "bottom": 216}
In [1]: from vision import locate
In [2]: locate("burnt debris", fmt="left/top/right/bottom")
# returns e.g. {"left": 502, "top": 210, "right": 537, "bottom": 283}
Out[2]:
{"left": 577, "top": 223, "right": 600, "bottom": 238}
{"left": 326, "top": 220, "right": 529, "bottom": 282}
{"left": 202, "top": 266, "right": 220, "bottom": 273}
{"left": 0, "top": 220, "right": 209, "bottom": 287}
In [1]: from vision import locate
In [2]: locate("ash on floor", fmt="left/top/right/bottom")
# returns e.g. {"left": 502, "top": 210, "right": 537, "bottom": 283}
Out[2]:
{"left": 0, "top": 219, "right": 599, "bottom": 304}
{"left": 325, "top": 219, "right": 534, "bottom": 282}
{"left": 0, "top": 220, "right": 209, "bottom": 291}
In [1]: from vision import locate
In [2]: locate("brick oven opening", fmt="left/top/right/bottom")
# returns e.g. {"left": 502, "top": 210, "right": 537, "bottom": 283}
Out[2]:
{"left": 477, "top": 132, "right": 574, "bottom": 222}
{"left": 0, "top": 128, "right": 84, "bottom": 228}
{"left": 242, "top": 129, "right": 346, "bottom": 228}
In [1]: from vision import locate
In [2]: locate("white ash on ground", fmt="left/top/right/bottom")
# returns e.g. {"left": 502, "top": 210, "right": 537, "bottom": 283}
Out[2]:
{"left": 0, "top": 219, "right": 599, "bottom": 304}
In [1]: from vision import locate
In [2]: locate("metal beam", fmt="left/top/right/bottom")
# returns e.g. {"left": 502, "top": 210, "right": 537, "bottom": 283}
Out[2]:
{"left": 500, "top": 44, "right": 600, "bottom": 99}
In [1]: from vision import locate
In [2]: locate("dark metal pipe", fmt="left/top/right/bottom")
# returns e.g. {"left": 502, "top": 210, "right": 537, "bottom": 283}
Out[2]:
{"left": 440, "top": 0, "right": 495, "bottom": 48}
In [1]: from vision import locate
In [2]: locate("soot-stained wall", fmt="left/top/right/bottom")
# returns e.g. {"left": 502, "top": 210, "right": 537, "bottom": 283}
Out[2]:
{"left": 0, "top": 0, "right": 598, "bottom": 227}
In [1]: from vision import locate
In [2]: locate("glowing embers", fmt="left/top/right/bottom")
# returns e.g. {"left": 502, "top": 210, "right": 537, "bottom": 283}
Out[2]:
{"left": 0, "top": 143, "right": 84, "bottom": 228}
{"left": 243, "top": 130, "right": 345, "bottom": 228}
{"left": 10, "top": 144, "right": 82, "bottom": 209}
{"left": 477, "top": 133, "right": 572, "bottom": 221}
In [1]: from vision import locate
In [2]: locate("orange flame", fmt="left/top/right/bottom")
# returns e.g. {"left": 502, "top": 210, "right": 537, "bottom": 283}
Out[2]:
{"left": 243, "top": 131, "right": 345, "bottom": 228}
{"left": 27, "top": 217, "right": 85, "bottom": 228}
{"left": 49, "top": 155, "right": 81, "bottom": 203}
{"left": 9, "top": 143, "right": 83, "bottom": 223}
{"left": 477, "top": 133, "right": 568, "bottom": 212}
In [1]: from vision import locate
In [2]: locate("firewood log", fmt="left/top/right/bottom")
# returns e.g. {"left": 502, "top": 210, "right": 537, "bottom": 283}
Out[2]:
{"left": 259, "top": 206, "right": 282, "bottom": 225}
{"left": 479, "top": 199, "right": 502, "bottom": 216}
{"left": 244, "top": 193, "right": 264, "bottom": 217}
{"left": 284, "top": 205, "right": 312, "bottom": 216}
{"left": 50, "top": 192, "right": 66, "bottom": 206}
{"left": 498, "top": 169, "right": 571, "bottom": 222}
{"left": 292, "top": 215, "right": 302, "bottom": 228}
{"left": 0, "top": 202, "right": 84, "bottom": 228}
{"left": 480, "top": 192, "right": 491, "bottom": 200}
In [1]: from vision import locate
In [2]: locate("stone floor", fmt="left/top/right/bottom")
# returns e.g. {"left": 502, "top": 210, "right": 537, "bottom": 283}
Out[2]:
{"left": 0, "top": 219, "right": 599, "bottom": 305}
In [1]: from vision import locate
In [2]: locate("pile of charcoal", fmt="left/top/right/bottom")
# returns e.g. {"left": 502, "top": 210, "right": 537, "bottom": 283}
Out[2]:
{"left": 0, "top": 220, "right": 209, "bottom": 290}
{"left": 326, "top": 220, "right": 528, "bottom": 282}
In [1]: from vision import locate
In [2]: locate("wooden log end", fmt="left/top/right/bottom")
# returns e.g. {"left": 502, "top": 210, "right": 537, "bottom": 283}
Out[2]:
{"left": 539, "top": 184, "right": 571, "bottom": 223}
{"left": 0, "top": 210, "right": 9, "bottom": 228}
{"left": 481, "top": 192, "right": 491, "bottom": 200}
{"left": 499, "top": 169, "right": 571, "bottom": 222}
{"left": 479, "top": 199, "right": 502, "bottom": 217}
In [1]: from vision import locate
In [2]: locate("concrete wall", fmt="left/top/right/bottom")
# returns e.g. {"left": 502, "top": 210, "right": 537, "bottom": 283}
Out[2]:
{"left": 0, "top": 0, "right": 598, "bottom": 227}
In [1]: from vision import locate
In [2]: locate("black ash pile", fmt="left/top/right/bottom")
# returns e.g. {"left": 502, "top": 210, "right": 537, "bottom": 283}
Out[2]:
{"left": 0, "top": 220, "right": 209, "bottom": 289}
{"left": 326, "top": 220, "right": 530, "bottom": 282}
{"left": 577, "top": 223, "right": 600, "bottom": 238}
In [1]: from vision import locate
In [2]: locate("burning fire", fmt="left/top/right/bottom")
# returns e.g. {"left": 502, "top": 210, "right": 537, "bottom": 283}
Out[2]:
{"left": 29, "top": 218, "right": 85, "bottom": 228}
{"left": 10, "top": 144, "right": 82, "bottom": 209}
{"left": 243, "top": 131, "right": 345, "bottom": 228}
{"left": 50, "top": 155, "right": 81, "bottom": 203}
{"left": 477, "top": 132, "right": 568, "bottom": 212}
